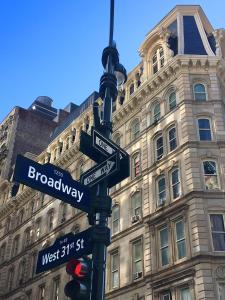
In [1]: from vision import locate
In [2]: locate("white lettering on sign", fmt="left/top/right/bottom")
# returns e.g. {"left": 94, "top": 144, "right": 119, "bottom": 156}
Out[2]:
{"left": 28, "top": 166, "right": 84, "bottom": 202}
{"left": 41, "top": 239, "right": 85, "bottom": 266}
{"left": 83, "top": 160, "right": 115, "bottom": 185}
{"left": 96, "top": 136, "right": 113, "bottom": 155}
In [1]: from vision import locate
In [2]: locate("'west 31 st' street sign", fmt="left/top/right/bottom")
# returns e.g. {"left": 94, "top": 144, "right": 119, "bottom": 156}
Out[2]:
{"left": 13, "top": 155, "right": 92, "bottom": 213}
{"left": 36, "top": 228, "right": 92, "bottom": 274}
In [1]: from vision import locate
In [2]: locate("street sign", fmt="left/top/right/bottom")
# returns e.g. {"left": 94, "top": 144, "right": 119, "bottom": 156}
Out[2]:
{"left": 13, "top": 155, "right": 92, "bottom": 213}
{"left": 92, "top": 128, "right": 128, "bottom": 160}
{"left": 80, "top": 152, "right": 120, "bottom": 188}
{"left": 36, "top": 228, "right": 93, "bottom": 274}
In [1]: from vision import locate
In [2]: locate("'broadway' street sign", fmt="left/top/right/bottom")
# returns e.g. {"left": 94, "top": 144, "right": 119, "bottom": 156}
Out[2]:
{"left": 36, "top": 228, "right": 92, "bottom": 273}
{"left": 13, "top": 155, "right": 92, "bottom": 213}
{"left": 80, "top": 152, "right": 120, "bottom": 188}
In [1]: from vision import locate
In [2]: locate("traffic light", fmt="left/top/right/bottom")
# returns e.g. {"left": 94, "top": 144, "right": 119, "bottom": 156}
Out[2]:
{"left": 64, "top": 257, "right": 92, "bottom": 300}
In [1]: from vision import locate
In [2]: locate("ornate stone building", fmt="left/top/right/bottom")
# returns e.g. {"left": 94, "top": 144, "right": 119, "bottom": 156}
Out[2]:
{"left": 1, "top": 5, "right": 225, "bottom": 300}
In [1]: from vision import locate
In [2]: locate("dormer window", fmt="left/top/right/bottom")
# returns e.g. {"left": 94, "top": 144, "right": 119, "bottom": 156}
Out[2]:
{"left": 152, "top": 47, "right": 164, "bottom": 74}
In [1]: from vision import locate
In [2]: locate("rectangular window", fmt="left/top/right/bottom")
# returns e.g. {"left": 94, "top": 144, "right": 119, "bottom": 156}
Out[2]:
{"left": 218, "top": 282, "right": 225, "bottom": 300}
{"left": 198, "top": 119, "right": 212, "bottom": 141}
{"left": 157, "top": 176, "right": 166, "bottom": 206}
{"left": 112, "top": 205, "right": 119, "bottom": 235}
{"left": 111, "top": 251, "right": 119, "bottom": 289}
{"left": 203, "top": 161, "right": 219, "bottom": 190}
{"left": 53, "top": 277, "right": 60, "bottom": 300}
{"left": 132, "top": 192, "right": 142, "bottom": 217}
{"left": 171, "top": 168, "right": 181, "bottom": 199}
{"left": 175, "top": 220, "right": 186, "bottom": 259}
{"left": 132, "top": 239, "right": 143, "bottom": 278}
{"left": 210, "top": 214, "right": 225, "bottom": 251}
{"left": 160, "top": 227, "right": 169, "bottom": 266}
{"left": 180, "top": 287, "right": 191, "bottom": 300}
{"left": 168, "top": 127, "right": 177, "bottom": 151}
{"left": 156, "top": 136, "right": 163, "bottom": 160}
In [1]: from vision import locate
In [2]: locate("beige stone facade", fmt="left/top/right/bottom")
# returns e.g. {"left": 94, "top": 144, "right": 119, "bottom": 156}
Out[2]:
{"left": 1, "top": 5, "right": 225, "bottom": 300}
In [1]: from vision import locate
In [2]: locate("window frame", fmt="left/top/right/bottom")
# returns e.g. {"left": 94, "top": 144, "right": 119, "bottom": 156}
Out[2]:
{"left": 153, "top": 102, "right": 161, "bottom": 123}
{"left": 111, "top": 204, "right": 120, "bottom": 235}
{"left": 159, "top": 226, "right": 169, "bottom": 267}
{"left": 156, "top": 175, "right": 166, "bottom": 206}
{"left": 152, "top": 47, "right": 165, "bottom": 74}
{"left": 193, "top": 83, "right": 207, "bottom": 101}
{"left": 131, "top": 238, "right": 143, "bottom": 279}
{"left": 131, "top": 119, "right": 140, "bottom": 141}
{"left": 197, "top": 117, "right": 212, "bottom": 141}
{"left": 168, "top": 90, "right": 177, "bottom": 111}
{"left": 175, "top": 219, "right": 187, "bottom": 260}
{"left": 132, "top": 153, "right": 141, "bottom": 178}
{"left": 168, "top": 126, "right": 177, "bottom": 152}
{"left": 209, "top": 213, "right": 225, "bottom": 252}
{"left": 155, "top": 134, "right": 164, "bottom": 161}
{"left": 170, "top": 167, "right": 181, "bottom": 200}
{"left": 110, "top": 249, "right": 119, "bottom": 289}
{"left": 131, "top": 191, "right": 142, "bottom": 218}
{"left": 202, "top": 160, "right": 220, "bottom": 190}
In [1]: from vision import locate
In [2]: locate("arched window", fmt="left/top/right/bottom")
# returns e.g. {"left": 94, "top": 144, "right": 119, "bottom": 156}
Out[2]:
{"left": 131, "top": 119, "right": 140, "bottom": 141}
{"left": 153, "top": 102, "right": 161, "bottom": 122}
{"left": 4, "top": 216, "right": 11, "bottom": 234}
{"left": 112, "top": 204, "right": 120, "bottom": 235}
{"left": 168, "top": 91, "right": 176, "bottom": 110}
{"left": 152, "top": 47, "right": 164, "bottom": 74}
{"left": 194, "top": 83, "right": 207, "bottom": 101}
{"left": 170, "top": 167, "right": 181, "bottom": 199}
{"left": 27, "top": 201, "right": 34, "bottom": 218}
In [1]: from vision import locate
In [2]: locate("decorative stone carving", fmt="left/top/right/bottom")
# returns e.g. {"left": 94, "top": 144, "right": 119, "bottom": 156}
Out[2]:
{"left": 215, "top": 265, "right": 225, "bottom": 279}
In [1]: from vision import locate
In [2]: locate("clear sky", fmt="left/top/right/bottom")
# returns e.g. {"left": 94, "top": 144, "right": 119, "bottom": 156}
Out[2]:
{"left": 0, "top": 1, "right": 225, "bottom": 122}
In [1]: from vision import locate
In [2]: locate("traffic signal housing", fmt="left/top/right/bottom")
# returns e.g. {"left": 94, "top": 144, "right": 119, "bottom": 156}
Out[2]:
{"left": 64, "top": 257, "right": 92, "bottom": 300}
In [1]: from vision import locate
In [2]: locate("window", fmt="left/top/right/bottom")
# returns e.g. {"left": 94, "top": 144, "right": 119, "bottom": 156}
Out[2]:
{"left": 28, "top": 201, "right": 34, "bottom": 218}
{"left": 112, "top": 205, "right": 120, "bottom": 235}
{"left": 48, "top": 210, "right": 54, "bottom": 231}
{"left": 160, "top": 291, "right": 171, "bottom": 300}
{"left": 17, "top": 260, "right": 26, "bottom": 285}
{"left": 218, "top": 282, "right": 225, "bottom": 300}
{"left": 168, "top": 127, "right": 177, "bottom": 151}
{"left": 8, "top": 268, "right": 14, "bottom": 291}
{"left": 131, "top": 119, "right": 140, "bottom": 141}
{"left": 131, "top": 192, "right": 142, "bottom": 217}
{"left": 31, "top": 252, "right": 38, "bottom": 277}
{"left": 168, "top": 91, "right": 176, "bottom": 110}
{"left": 159, "top": 227, "right": 169, "bottom": 266}
{"left": 153, "top": 102, "right": 161, "bottom": 122}
{"left": 132, "top": 239, "right": 143, "bottom": 278}
{"left": 12, "top": 235, "right": 19, "bottom": 257}
{"left": 152, "top": 47, "right": 164, "bottom": 74}
{"left": 194, "top": 83, "right": 206, "bottom": 101}
{"left": 198, "top": 118, "right": 212, "bottom": 141}
{"left": 38, "top": 284, "right": 45, "bottom": 300}
{"left": 130, "top": 83, "right": 134, "bottom": 95}
{"left": 17, "top": 209, "right": 24, "bottom": 226}
{"left": 113, "top": 134, "right": 121, "bottom": 146}
{"left": 210, "top": 214, "right": 225, "bottom": 251}
{"left": 175, "top": 220, "right": 186, "bottom": 259}
{"left": 132, "top": 153, "right": 141, "bottom": 177}
{"left": 24, "top": 227, "right": 32, "bottom": 248}
{"left": 35, "top": 218, "right": 41, "bottom": 240}
{"left": 111, "top": 250, "right": 119, "bottom": 289}
{"left": 180, "top": 287, "right": 191, "bottom": 300}
{"left": 171, "top": 168, "right": 181, "bottom": 199}
{"left": 4, "top": 217, "right": 10, "bottom": 234}
{"left": 155, "top": 134, "right": 163, "bottom": 160}
{"left": 203, "top": 160, "right": 219, "bottom": 190}
{"left": 60, "top": 203, "right": 67, "bottom": 223}
{"left": 0, "top": 243, "right": 6, "bottom": 262}
{"left": 157, "top": 175, "right": 166, "bottom": 206}
{"left": 52, "top": 277, "right": 60, "bottom": 300}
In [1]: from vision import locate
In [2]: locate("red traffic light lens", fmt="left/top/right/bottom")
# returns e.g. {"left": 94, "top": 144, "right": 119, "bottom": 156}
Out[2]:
{"left": 66, "top": 259, "right": 88, "bottom": 278}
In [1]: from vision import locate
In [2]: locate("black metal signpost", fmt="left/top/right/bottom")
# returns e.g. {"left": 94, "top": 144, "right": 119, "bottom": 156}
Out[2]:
{"left": 13, "top": 1, "right": 127, "bottom": 299}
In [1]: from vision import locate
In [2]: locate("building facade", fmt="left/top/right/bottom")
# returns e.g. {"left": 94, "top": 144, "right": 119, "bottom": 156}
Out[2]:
{"left": 1, "top": 5, "right": 225, "bottom": 300}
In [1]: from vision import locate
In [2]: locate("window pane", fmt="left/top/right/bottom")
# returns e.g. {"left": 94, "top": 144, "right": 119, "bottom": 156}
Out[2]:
{"left": 194, "top": 84, "right": 206, "bottom": 101}
{"left": 168, "top": 127, "right": 177, "bottom": 151}
{"left": 158, "top": 177, "right": 166, "bottom": 204}
{"left": 161, "top": 248, "right": 169, "bottom": 265}
{"left": 160, "top": 228, "right": 168, "bottom": 247}
{"left": 171, "top": 168, "right": 180, "bottom": 198}
{"left": 169, "top": 92, "right": 176, "bottom": 110}
{"left": 210, "top": 215, "right": 225, "bottom": 251}
{"left": 181, "top": 288, "right": 191, "bottom": 300}
{"left": 198, "top": 119, "right": 212, "bottom": 141}
{"left": 177, "top": 240, "right": 186, "bottom": 259}
{"left": 154, "top": 103, "right": 161, "bottom": 121}
{"left": 203, "top": 161, "right": 219, "bottom": 190}
{"left": 195, "top": 84, "right": 205, "bottom": 93}
{"left": 176, "top": 221, "right": 184, "bottom": 240}
{"left": 156, "top": 136, "right": 163, "bottom": 160}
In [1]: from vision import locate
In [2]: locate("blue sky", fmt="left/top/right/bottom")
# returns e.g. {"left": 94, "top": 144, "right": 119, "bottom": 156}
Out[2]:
{"left": 0, "top": 1, "right": 225, "bottom": 122}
